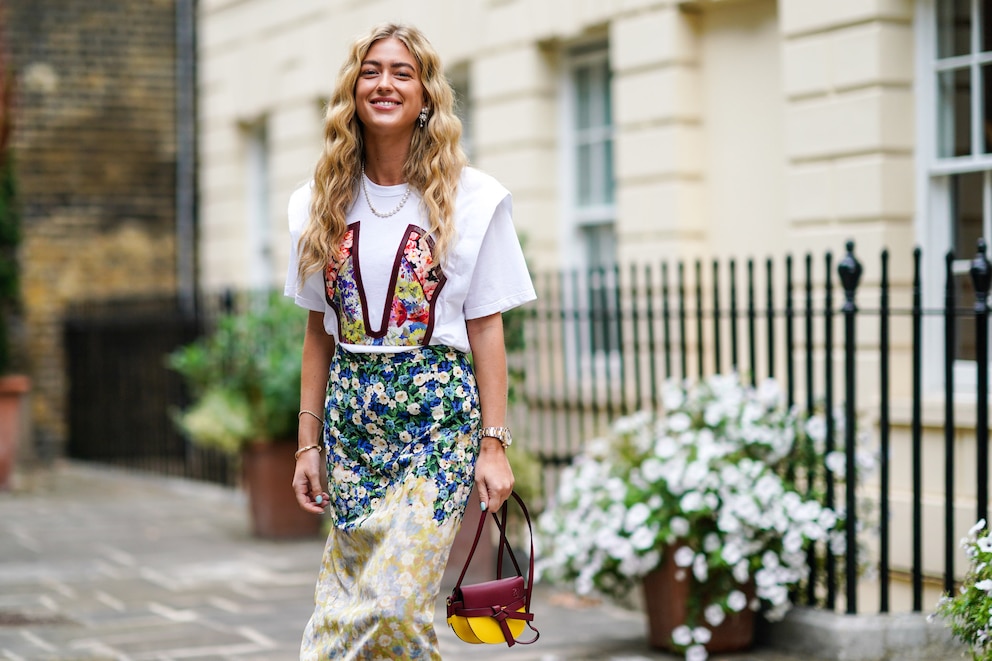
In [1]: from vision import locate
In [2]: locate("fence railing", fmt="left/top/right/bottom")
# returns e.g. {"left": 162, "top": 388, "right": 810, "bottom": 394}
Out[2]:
{"left": 63, "top": 240, "right": 992, "bottom": 617}
{"left": 519, "top": 240, "right": 992, "bottom": 615}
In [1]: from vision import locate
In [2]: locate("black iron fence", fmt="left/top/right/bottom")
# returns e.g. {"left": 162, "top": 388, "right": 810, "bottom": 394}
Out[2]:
{"left": 63, "top": 240, "right": 992, "bottom": 616}
{"left": 519, "top": 240, "right": 992, "bottom": 616}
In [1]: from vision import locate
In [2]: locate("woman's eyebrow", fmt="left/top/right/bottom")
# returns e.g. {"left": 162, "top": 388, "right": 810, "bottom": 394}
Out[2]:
{"left": 361, "top": 59, "right": 415, "bottom": 71}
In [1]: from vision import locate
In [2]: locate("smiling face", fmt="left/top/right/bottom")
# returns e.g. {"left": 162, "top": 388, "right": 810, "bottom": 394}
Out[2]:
{"left": 354, "top": 37, "right": 426, "bottom": 141}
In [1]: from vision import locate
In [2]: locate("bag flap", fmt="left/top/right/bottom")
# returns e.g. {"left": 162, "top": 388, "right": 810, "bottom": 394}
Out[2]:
{"left": 458, "top": 576, "right": 525, "bottom": 610}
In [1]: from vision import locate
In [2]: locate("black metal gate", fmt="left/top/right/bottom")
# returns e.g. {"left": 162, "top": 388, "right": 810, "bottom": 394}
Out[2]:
{"left": 64, "top": 296, "right": 235, "bottom": 485}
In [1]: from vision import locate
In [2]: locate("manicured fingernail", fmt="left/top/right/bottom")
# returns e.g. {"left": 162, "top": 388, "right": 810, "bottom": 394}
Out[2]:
{"left": 480, "top": 502, "right": 487, "bottom": 512}
{"left": 315, "top": 495, "right": 323, "bottom": 505}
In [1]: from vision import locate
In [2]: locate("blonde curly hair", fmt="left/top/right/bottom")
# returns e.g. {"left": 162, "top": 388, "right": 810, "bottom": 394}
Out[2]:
{"left": 297, "top": 23, "right": 467, "bottom": 286}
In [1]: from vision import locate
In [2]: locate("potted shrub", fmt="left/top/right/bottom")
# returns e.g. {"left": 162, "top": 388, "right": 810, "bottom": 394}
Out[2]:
{"left": 536, "top": 374, "right": 868, "bottom": 661}
{"left": 0, "top": 37, "right": 30, "bottom": 491}
{"left": 168, "top": 292, "right": 318, "bottom": 538}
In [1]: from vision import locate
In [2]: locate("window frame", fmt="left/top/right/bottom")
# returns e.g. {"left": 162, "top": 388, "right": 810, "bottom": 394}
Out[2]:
{"left": 559, "top": 40, "right": 621, "bottom": 366}
{"left": 917, "top": 0, "right": 992, "bottom": 391}
{"left": 448, "top": 63, "right": 474, "bottom": 161}
{"left": 559, "top": 41, "right": 616, "bottom": 270}
{"left": 242, "top": 117, "right": 273, "bottom": 290}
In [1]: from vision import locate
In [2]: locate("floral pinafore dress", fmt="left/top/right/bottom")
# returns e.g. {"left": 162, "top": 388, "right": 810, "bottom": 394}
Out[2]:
{"left": 300, "top": 220, "right": 479, "bottom": 660}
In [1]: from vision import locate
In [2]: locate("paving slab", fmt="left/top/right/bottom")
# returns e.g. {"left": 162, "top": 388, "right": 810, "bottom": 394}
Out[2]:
{"left": 0, "top": 462, "right": 813, "bottom": 661}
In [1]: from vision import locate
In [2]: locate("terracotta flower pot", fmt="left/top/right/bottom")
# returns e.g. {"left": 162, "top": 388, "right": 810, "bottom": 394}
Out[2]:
{"left": 642, "top": 547, "right": 754, "bottom": 653}
{"left": 242, "top": 440, "right": 323, "bottom": 539}
{"left": 0, "top": 374, "right": 30, "bottom": 491}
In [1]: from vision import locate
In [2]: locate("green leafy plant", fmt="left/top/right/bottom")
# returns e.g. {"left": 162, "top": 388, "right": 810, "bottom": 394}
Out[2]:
{"left": 933, "top": 519, "right": 992, "bottom": 659}
{"left": 168, "top": 293, "right": 306, "bottom": 453}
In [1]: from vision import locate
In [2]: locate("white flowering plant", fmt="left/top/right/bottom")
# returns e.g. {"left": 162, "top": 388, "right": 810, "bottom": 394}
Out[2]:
{"left": 933, "top": 519, "right": 992, "bottom": 659}
{"left": 536, "top": 374, "right": 857, "bottom": 660}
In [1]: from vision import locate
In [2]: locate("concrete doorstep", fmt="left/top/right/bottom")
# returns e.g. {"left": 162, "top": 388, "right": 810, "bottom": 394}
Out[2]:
{"left": 765, "top": 607, "right": 966, "bottom": 661}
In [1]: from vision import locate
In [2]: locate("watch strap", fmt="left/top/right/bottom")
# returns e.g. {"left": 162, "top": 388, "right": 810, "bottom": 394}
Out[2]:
{"left": 480, "top": 426, "right": 511, "bottom": 448}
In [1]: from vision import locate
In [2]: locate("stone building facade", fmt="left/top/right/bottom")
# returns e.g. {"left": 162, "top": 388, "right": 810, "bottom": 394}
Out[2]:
{"left": 4, "top": 0, "right": 187, "bottom": 457}
{"left": 194, "top": 0, "right": 921, "bottom": 287}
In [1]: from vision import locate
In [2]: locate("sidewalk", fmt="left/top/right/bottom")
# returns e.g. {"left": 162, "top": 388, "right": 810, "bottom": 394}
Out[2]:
{"left": 0, "top": 462, "right": 808, "bottom": 661}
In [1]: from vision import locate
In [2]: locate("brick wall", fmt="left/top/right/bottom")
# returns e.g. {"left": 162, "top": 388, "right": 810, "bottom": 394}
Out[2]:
{"left": 4, "top": 0, "right": 180, "bottom": 459}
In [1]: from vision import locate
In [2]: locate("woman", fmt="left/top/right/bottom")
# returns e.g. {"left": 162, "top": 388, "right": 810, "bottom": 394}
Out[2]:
{"left": 284, "top": 23, "right": 535, "bottom": 660}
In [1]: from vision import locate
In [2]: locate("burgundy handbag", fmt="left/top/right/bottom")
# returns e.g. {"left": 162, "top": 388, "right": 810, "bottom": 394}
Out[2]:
{"left": 445, "top": 491, "right": 540, "bottom": 647}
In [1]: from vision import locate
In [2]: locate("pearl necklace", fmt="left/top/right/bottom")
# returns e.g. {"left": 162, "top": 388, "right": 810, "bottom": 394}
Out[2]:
{"left": 361, "top": 164, "right": 412, "bottom": 218}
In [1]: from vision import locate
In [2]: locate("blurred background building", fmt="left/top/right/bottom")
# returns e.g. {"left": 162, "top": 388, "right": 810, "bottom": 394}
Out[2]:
{"left": 195, "top": 0, "right": 991, "bottom": 401}
{"left": 6, "top": 0, "right": 984, "bottom": 464}
{"left": 4, "top": 0, "right": 195, "bottom": 459}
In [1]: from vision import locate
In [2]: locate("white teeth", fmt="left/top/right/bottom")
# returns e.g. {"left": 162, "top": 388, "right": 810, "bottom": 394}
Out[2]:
{"left": 373, "top": 101, "right": 399, "bottom": 106}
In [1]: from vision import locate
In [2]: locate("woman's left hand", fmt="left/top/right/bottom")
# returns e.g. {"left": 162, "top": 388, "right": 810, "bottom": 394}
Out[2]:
{"left": 474, "top": 438, "right": 514, "bottom": 512}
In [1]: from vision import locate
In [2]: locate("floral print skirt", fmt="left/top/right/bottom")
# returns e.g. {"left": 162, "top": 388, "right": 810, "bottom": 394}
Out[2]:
{"left": 300, "top": 345, "right": 480, "bottom": 660}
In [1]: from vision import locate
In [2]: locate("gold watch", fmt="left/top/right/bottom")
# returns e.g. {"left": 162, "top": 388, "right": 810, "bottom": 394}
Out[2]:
{"left": 480, "top": 426, "right": 512, "bottom": 449}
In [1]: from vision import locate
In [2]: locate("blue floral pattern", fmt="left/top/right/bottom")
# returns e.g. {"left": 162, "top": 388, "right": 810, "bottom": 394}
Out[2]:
{"left": 323, "top": 346, "right": 480, "bottom": 529}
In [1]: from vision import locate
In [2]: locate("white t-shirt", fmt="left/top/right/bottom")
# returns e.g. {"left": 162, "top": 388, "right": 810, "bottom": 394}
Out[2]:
{"left": 284, "top": 167, "right": 536, "bottom": 354}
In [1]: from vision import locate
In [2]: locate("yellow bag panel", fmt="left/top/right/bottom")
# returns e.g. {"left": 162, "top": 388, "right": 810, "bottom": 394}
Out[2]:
{"left": 447, "top": 614, "right": 483, "bottom": 644}
{"left": 447, "top": 608, "right": 527, "bottom": 645}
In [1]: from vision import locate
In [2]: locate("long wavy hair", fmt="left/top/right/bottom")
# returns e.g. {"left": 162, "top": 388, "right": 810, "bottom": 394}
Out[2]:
{"left": 297, "top": 23, "right": 467, "bottom": 285}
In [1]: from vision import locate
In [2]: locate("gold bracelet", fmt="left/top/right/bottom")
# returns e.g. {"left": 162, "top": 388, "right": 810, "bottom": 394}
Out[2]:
{"left": 298, "top": 409, "right": 323, "bottom": 425}
{"left": 295, "top": 444, "right": 323, "bottom": 461}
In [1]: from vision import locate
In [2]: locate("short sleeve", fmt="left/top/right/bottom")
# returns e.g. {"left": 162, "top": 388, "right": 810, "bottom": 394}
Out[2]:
{"left": 462, "top": 197, "right": 536, "bottom": 319}
{"left": 283, "top": 183, "right": 326, "bottom": 313}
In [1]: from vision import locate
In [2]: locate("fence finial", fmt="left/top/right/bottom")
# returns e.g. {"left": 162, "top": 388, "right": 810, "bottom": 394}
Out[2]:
{"left": 971, "top": 238, "right": 991, "bottom": 313}
{"left": 838, "top": 240, "right": 863, "bottom": 312}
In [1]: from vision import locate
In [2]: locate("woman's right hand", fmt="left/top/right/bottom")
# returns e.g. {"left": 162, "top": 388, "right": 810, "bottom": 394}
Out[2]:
{"left": 294, "top": 311, "right": 336, "bottom": 514}
{"left": 293, "top": 450, "right": 329, "bottom": 514}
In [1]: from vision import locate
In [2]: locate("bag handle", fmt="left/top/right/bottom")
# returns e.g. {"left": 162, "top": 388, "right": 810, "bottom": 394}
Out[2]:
{"left": 452, "top": 491, "right": 535, "bottom": 614}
